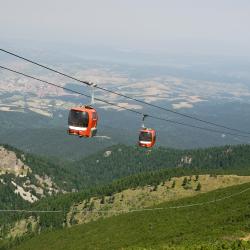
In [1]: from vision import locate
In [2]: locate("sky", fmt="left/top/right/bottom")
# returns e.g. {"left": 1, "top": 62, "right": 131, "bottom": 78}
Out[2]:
{"left": 1, "top": 0, "right": 250, "bottom": 57}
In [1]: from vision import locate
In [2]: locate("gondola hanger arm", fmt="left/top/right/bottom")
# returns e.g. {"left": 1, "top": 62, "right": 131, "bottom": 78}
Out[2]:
{"left": 142, "top": 114, "right": 148, "bottom": 128}
{"left": 89, "top": 82, "right": 97, "bottom": 105}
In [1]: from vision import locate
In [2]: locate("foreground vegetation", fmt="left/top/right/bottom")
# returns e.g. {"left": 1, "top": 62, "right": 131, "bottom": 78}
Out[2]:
{"left": 2, "top": 143, "right": 250, "bottom": 248}
{"left": 8, "top": 182, "right": 250, "bottom": 250}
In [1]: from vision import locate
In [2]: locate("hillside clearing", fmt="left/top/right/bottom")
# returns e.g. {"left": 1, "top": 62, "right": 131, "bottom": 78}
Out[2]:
{"left": 68, "top": 174, "right": 250, "bottom": 226}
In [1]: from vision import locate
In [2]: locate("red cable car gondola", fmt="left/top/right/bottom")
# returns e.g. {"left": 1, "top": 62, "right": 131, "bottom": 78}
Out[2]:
{"left": 138, "top": 115, "right": 156, "bottom": 148}
{"left": 68, "top": 105, "right": 98, "bottom": 137}
{"left": 139, "top": 128, "right": 156, "bottom": 148}
{"left": 68, "top": 83, "right": 98, "bottom": 138}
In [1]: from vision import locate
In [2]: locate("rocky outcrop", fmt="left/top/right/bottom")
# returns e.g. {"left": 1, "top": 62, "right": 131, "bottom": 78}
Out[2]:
{"left": 0, "top": 146, "right": 30, "bottom": 176}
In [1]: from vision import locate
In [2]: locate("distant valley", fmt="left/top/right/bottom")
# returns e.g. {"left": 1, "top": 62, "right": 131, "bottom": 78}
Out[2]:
{"left": 1, "top": 53, "right": 250, "bottom": 158}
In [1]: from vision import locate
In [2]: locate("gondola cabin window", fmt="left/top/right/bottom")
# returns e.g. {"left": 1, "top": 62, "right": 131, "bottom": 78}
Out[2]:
{"left": 68, "top": 110, "right": 89, "bottom": 128}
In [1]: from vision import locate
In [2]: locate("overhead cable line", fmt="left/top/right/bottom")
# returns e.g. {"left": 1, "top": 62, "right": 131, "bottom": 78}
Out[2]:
{"left": 1, "top": 186, "right": 249, "bottom": 214}
{"left": 1, "top": 48, "right": 250, "bottom": 136}
{"left": 0, "top": 209, "right": 62, "bottom": 213}
{"left": 0, "top": 65, "right": 141, "bottom": 115}
{"left": 96, "top": 186, "right": 250, "bottom": 213}
{"left": 1, "top": 65, "right": 250, "bottom": 140}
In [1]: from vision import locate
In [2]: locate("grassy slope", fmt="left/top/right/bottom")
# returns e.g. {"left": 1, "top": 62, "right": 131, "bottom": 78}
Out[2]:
{"left": 68, "top": 174, "right": 250, "bottom": 226}
{"left": 11, "top": 182, "right": 250, "bottom": 250}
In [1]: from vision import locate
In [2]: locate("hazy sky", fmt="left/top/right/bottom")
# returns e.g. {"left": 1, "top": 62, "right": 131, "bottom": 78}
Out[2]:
{"left": 1, "top": 0, "right": 250, "bottom": 56}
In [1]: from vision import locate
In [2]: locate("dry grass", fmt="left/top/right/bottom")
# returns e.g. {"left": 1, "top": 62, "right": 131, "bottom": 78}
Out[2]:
{"left": 68, "top": 174, "right": 250, "bottom": 226}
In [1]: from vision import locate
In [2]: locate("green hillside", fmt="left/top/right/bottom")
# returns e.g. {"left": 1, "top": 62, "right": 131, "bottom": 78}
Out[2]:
{"left": 0, "top": 183, "right": 29, "bottom": 238}
{"left": 9, "top": 182, "right": 250, "bottom": 250}
{"left": 2, "top": 143, "right": 250, "bottom": 233}
{"left": 0, "top": 144, "right": 78, "bottom": 191}
{"left": 69, "top": 143, "right": 250, "bottom": 189}
{"left": 3, "top": 143, "right": 250, "bottom": 248}
{"left": 5, "top": 143, "right": 250, "bottom": 193}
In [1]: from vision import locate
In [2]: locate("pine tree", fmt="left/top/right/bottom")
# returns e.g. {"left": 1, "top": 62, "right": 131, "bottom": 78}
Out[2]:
{"left": 196, "top": 182, "right": 201, "bottom": 191}
{"left": 182, "top": 177, "right": 188, "bottom": 187}
{"left": 171, "top": 180, "right": 176, "bottom": 188}
{"left": 100, "top": 196, "right": 105, "bottom": 204}
{"left": 194, "top": 175, "right": 199, "bottom": 182}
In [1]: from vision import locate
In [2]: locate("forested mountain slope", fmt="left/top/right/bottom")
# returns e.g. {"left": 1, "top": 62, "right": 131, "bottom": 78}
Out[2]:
{"left": 2, "top": 142, "right": 250, "bottom": 209}
{"left": 10, "top": 182, "right": 250, "bottom": 250}
{"left": 69, "top": 143, "right": 250, "bottom": 188}
{"left": 2, "top": 143, "right": 250, "bottom": 249}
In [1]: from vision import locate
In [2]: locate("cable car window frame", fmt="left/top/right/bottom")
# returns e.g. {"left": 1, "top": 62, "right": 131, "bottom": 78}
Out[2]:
{"left": 92, "top": 112, "right": 97, "bottom": 120}
{"left": 139, "top": 131, "right": 153, "bottom": 142}
{"left": 68, "top": 110, "right": 89, "bottom": 128}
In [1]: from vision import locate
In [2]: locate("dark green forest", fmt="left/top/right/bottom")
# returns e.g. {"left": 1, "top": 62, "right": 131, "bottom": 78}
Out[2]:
{"left": 4, "top": 143, "right": 250, "bottom": 191}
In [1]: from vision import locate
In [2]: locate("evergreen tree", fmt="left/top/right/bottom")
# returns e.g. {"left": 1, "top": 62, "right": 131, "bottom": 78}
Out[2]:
{"left": 196, "top": 182, "right": 202, "bottom": 191}
{"left": 182, "top": 177, "right": 188, "bottom": 187}
{"left": 171, "top": 180, "right": 176, "bottom": 188}
{"left": 100, "top": 196, "right": 105, "bottom": 204}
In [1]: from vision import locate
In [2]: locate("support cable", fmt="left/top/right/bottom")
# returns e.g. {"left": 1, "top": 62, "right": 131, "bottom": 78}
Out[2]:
{"left": 1, "top": 48, "right": 250, "bottom": 136}
{"left": 0, "top": 187, "right": 249, "bottom": 214}
{"left": 0, "top": 65, "right": 249, "bottom": 139}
